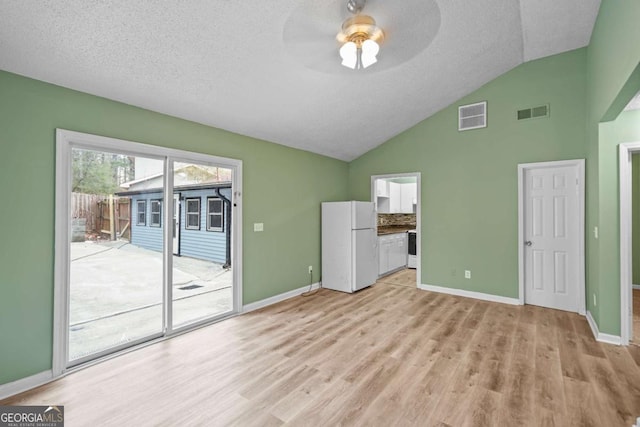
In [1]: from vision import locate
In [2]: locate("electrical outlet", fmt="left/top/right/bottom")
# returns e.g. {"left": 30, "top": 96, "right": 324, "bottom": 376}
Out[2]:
{"left": 465, "top": 270, "right": 471, "bottom": 279}
{"left": 593, "top": 294, "right": 597, "bottom": 306}
{"left": 254, "top": 223, "right": 264, "bottom": 232}
{"left": 594, "top": 226, "right": 599, "bottom": 239}
{"left": 308, "top": 265, "right": 313, "bottom": 274}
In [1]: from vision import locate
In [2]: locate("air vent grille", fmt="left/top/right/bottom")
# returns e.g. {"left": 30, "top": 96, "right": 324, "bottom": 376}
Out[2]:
{"left": 458, "top": 101, "right": 487, "bottom": 131}
{"left": 517, "top": 104, "right": 549, "bottom": 121}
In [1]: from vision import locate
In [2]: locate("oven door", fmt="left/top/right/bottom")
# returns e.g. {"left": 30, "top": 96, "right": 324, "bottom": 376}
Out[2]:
{"left": 408, "top": 231, "right": 416, "bottom": 256}
{"left": 407, "top": 231, "right": 417, "bottom": 269}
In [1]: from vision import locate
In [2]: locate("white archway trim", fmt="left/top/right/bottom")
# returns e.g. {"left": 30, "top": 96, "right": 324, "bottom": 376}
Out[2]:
{"left": 619, "top": 141, "right": 640, "bottom": 345}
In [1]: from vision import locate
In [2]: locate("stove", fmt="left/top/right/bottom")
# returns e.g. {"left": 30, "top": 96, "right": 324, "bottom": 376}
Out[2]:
{"left": 407, "top": 230, "right": 417, "bottom": 269}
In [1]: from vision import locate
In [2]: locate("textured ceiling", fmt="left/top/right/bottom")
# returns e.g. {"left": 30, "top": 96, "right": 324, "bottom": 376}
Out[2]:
{"left": 0, "top": 0, "right": 601, "bottom": 161}
{"left": 625, "top": 91, "right": 640, "bottom": 111}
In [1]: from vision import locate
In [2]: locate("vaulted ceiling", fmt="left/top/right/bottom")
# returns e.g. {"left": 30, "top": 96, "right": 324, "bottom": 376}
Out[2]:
{"left": 0, "top": 0, "right": 601, "bottom": 161}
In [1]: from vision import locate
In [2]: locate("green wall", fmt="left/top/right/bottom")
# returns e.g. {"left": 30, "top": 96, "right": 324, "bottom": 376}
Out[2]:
{"left": 595, "top": 110, "right": 640, "bottom": 334}
{"left": 586, "top": 0, "right": 640, "bottom": 334}
{"left": 0, "top": 70, "right": 348, "bottom": 385}
{"left": 349, "top": 49, "right": 587, "bottom": 298}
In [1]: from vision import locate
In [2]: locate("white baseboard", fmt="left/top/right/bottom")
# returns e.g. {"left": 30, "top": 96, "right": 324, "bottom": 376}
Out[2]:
{"left": 0, "top": 370, "right": 53, "bottom": 401}
{"left": 418, "top": 283, "right": 521, "bottom": 306}
{"left": 586, "top": 311, "right": 622, "bottom": 345}
{"left": 242, "top": 282, "right": 321, "bottom": 313}
{"left": 633, "top": 284, "right": 640, "bottom": 290}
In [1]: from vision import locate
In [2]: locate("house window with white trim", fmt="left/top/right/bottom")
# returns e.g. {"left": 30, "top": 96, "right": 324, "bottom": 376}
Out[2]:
{"left": 207, "top": 197, "right": 224, "bottom": 232}
{"left": 185, "top": 198, "right": 201, "bottom": 230}
{"left": 150, "top": 199, "right": 161, "bottom": 227}
{"left": 136, "top": 200, "right": 146, "bottom": 225}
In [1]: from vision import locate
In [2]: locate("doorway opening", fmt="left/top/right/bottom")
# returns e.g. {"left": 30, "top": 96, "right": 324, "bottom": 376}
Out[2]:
{"left": 618, "top": 89, "right": 640, "bottom": 346}
{"left": 630, "top": 152, "right": 640, "bottom": 345}
{"left": 54, "top": 129, "right": 242, "bottom": 374}
{"left": 370, "top": 173, "right": 421, "bottom": 288}
{"left": 619, "top": 142, "right": 640, "bottom": 345}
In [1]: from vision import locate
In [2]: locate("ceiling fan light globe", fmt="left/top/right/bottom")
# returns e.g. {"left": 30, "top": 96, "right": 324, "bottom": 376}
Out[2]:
{"left": 362, "top": 39, "right": 379, "bottom": 56}
{"left": 340, "top": 42, "right": 358, "bottom": 69}
{"left": 361, "top": 53, "right": 377, "bottom": 68}
{"left": 360, "top": 39, "right": 379, "bottom": 68}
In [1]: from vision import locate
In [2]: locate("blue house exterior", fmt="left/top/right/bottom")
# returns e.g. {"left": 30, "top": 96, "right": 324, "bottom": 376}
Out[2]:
{"left": 119, "top": 184, "right": 232, "bottom": 265}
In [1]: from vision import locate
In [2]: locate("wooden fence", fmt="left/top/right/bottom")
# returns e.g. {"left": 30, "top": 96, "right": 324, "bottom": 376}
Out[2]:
{"left": 71, "top": 193, "right": 131, "bottom": 241}
{"left": 97, "top": 197, "right": 131, "bottom": 240}
{"left": 71, "top": 193, "right": 102, "bottom": 233}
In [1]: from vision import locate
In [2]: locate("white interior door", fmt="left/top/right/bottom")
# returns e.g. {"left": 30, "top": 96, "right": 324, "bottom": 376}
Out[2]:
{"left": 523, "top": 164, "right": 580, "bottom": 312}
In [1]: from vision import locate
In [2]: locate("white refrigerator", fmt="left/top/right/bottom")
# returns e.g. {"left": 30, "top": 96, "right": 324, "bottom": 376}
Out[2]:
{"left": 321, "top": 201, "right": 378, "bottom": 293}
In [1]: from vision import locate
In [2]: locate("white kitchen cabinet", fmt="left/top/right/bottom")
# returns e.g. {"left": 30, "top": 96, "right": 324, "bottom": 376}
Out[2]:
{"left": 389, "top": 182, "right": 401, "bottom": 213}
{"left": 378, "top": 232, "right": 407, "bottom": 276}
{"left": 400, "top": 183, "right": 416, "bottom": 213}
{"left": 376, "top": 180, "right": 391, "bottom": 213}
{"left": 386, "top": 182, "right": 417, "bottom": 214}
{"left": 390, "top": 233, "right": 407, "bottom": 269}
{"left": 376, "top": 180, "right": 417, "bottom": 214}
{"left": 376, "top": 180, "right": 389, "bottom": 197}
{"left": 378, "top": 235, "right": 392, "bottom": 275}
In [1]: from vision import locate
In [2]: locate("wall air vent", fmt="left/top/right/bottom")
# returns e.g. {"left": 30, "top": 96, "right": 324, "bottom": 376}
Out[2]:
{"left": 517, "top": 104, "right": 549, "bottom": 121}
{"left": 458, "top": 101, "right": 487, "bottom": 131}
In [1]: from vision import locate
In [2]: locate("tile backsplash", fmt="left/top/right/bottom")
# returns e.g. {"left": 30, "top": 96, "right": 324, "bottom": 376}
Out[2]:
{"left": 377, "top": 213, "right": 416, "bottom": 227}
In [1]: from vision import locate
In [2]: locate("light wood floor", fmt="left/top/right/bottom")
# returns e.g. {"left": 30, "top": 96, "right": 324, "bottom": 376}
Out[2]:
{"left": 3, "top": 283, "right": 640, "bottom": 426}
{"left": 378, "top": 268, "right": 417, "bottom": 288}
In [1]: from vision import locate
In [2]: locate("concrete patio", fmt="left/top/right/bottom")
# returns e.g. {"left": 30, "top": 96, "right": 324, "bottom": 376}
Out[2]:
{"left": 69, "top": 240, "right": 233, "bottom": 361}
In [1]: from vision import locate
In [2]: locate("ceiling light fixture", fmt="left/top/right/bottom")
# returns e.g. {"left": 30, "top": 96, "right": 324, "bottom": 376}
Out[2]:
{"left": 337, "top": 0, "right": 384, "bottom": 70}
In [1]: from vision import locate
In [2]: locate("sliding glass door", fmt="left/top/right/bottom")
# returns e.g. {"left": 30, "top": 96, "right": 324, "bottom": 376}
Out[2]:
{"left": 68, "top": 148, "right": 165, "bottom": 363}
{"left": 171, "top": 161, "right": 234, "bottom": 329}
{"left": 57, "top": 131, "right": 241, "bottom": 369}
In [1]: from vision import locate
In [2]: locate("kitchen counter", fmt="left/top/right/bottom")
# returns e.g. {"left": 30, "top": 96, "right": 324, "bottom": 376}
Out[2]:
{"left": 377, "top": 226, "right": 415, "bottom": 236}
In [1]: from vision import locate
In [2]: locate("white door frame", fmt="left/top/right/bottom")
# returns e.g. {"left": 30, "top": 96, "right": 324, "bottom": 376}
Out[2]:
{"left": 619, "top": 142, "right": 640, "bottom": 345}
{"left": 517, "top": 159, "right": 585, "bottom": 314}
{"left": 173, "top": 194, "right": 180, "bottom": 255}
{"left": 53, "top": 129, "right": 243, "bottom": 376}
{"left": 370, "top": 172, "right": 421, "bottom": 286}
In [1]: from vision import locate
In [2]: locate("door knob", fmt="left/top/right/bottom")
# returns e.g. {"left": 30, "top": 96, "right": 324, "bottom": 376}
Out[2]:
{"left": 525, "top": 241, "right": 533, "bottom": 246}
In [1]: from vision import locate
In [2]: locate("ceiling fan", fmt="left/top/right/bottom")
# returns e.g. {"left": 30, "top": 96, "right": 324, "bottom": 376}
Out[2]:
{"left": 337, "top": 0, "right": 384, "bottom": 70}
{"left": 283, "top": 0, "right": 441, "bottom": 74}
